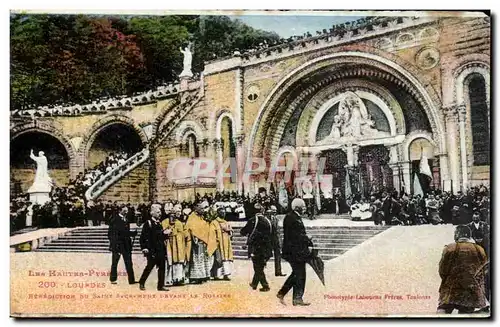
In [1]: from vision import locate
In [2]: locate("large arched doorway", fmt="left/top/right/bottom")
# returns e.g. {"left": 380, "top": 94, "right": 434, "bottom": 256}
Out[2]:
{"left": 10, "top": 131, "right": 70, "bottom": 194}
{"left": 87, "top": 123, "right": 143, "bottom": 168}
{"left": 246, "top": 52, "right": 444, "bottom": 195}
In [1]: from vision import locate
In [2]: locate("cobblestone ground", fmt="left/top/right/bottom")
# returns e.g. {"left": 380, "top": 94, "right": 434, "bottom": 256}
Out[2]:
{"left": 10, "top": 224, "right": 488, "bottom": 317}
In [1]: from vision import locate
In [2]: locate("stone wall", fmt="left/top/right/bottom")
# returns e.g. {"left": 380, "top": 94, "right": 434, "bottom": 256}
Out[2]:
{"left": 154, "top": 144, "right": 177, "bottom": 202}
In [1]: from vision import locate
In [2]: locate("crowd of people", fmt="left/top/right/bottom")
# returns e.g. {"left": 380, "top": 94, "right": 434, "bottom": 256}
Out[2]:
{"left": 10, "top": 176, "right": 491, "bottom": 311}
{"left": 316, "top": 185, "right": 491, "bottom": 227}
{"left": 11, "top": 178, "right": 491, "bottom": 235}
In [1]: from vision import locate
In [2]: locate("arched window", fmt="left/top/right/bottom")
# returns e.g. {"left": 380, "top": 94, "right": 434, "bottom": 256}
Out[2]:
{"left": 467, "top": 74, "right": 490, "bottom": 165}
{"left": 220, "top": 116, "right": 236, "bottom": 159}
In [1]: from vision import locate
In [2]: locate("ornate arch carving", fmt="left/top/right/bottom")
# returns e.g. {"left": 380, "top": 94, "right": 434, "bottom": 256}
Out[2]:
{"left": 276, "top": 79, "right": 406, "bottom": 156}
{"left": 395, "top": 32, "right": 415, "bottom": 44}
{"left": 79, "top": 114, "right": 148, "bottom": 168}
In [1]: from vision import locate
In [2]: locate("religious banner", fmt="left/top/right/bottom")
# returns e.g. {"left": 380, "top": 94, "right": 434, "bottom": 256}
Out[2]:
{"left": 8, "top": 9, "right": 491, "bottom": 319}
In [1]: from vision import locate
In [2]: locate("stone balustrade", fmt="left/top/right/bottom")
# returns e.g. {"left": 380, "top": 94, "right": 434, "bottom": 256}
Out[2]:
{"left": 204, "top": 16, "right": 437, "bottom": 74}
{"left": 11, "top": 79, "right": 204, "bottom": 119}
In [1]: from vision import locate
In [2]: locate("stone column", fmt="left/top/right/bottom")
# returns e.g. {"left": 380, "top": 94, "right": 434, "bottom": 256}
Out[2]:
{"left": 457, "top": 105, "right": 468, "bottom": 191}
{"left": 438, "top": 153, "right": 450, "bottom": 191}
{"left": 213, "top": 139, "right": 224, "bottom": 191}
{"left": 443, "top": 106, "right": 460, "bottom": 194}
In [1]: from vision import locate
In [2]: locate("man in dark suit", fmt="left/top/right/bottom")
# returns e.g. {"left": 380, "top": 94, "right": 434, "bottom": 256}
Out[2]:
{"left": 108, "top": 205, "right": 137, "bottom": 285}
{"left": 267, "top": 205, "right": 286, "bottom": 277}
{"left": 467, "top": 211, "right": 488, "bottom": 253}
{"left": 277, "top": 198, "right": 313, "bottom": 306}
{"left": 381, "top": 192, "right": 393, "bottom": 225}
{"left": 138, "top": 203, "right": 169, "bottom": 291}
{"left": 240, "top": 203, "right": 273, "bottom": 292}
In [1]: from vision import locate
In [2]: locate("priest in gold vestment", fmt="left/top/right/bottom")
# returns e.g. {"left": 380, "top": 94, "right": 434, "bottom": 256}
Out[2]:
{"left": 163, "top": 204, "right": 188, "bottom": 286}
{"left": 212, "top": 207, "right": 233, "bottom": 280}
{"left": 185, "top": 201, "right": 213, "bottom": 284}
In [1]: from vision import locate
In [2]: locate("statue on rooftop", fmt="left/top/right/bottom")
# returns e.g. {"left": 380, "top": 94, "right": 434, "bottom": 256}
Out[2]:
{"left": 179, "top": 42, "right": 194, "bottom": 78}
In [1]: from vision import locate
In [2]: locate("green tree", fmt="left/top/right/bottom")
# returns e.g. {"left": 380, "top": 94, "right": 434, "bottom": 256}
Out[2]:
{"left": 10, "top": 14, "right": 280, "bottom": 109}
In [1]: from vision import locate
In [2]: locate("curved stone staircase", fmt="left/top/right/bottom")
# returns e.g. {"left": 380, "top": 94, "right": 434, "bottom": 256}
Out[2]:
{"left": 84, "top": 90, "right": 203, "bottom": 202}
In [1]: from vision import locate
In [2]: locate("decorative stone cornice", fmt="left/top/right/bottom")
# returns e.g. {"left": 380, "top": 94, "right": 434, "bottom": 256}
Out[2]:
{"left": 11, "top": 78, "right": 202, "bottom": 118}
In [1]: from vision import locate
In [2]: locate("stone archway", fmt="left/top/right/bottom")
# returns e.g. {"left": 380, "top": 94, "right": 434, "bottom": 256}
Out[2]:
{"left": 11, "top": 122, "right": 77, "bottom": 191}
{"left": 79, "top": 115, "right": 148, "bottom": 169}
{"left": 247, "top": 51, "right": 446, "bottom": 162}
{"left": 215, "top": 110, "right": 238, "bottom": 140}
{"left": 11, "top": 121, "right": 78, "bottom": 178}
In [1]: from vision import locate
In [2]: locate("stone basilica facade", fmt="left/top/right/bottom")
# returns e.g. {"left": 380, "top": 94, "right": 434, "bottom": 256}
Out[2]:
{"left": 10, "top": 13, "right": 491, "bottom": 204}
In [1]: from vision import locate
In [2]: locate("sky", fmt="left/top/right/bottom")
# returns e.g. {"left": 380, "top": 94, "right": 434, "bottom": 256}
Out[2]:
{"left": 227, "top": 14, "right": 364, "bottom": 38}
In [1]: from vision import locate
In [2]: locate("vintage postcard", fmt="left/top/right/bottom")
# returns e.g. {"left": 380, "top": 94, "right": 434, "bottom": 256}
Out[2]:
{"left": 9, "top": 10, "right": 491, "bottom": 318}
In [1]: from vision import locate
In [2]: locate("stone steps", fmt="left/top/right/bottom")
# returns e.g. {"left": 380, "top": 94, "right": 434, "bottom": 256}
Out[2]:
{"left": 36, "top": 225, "right": 388, "bottom": 261}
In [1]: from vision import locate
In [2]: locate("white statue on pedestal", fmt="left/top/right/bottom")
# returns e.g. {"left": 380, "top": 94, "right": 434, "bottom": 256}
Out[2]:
{"left": 27, "top": 149, "right": 52, "bottom": 207}
{"left": 179, "top": 42, "right": 193, "bottom": 78}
